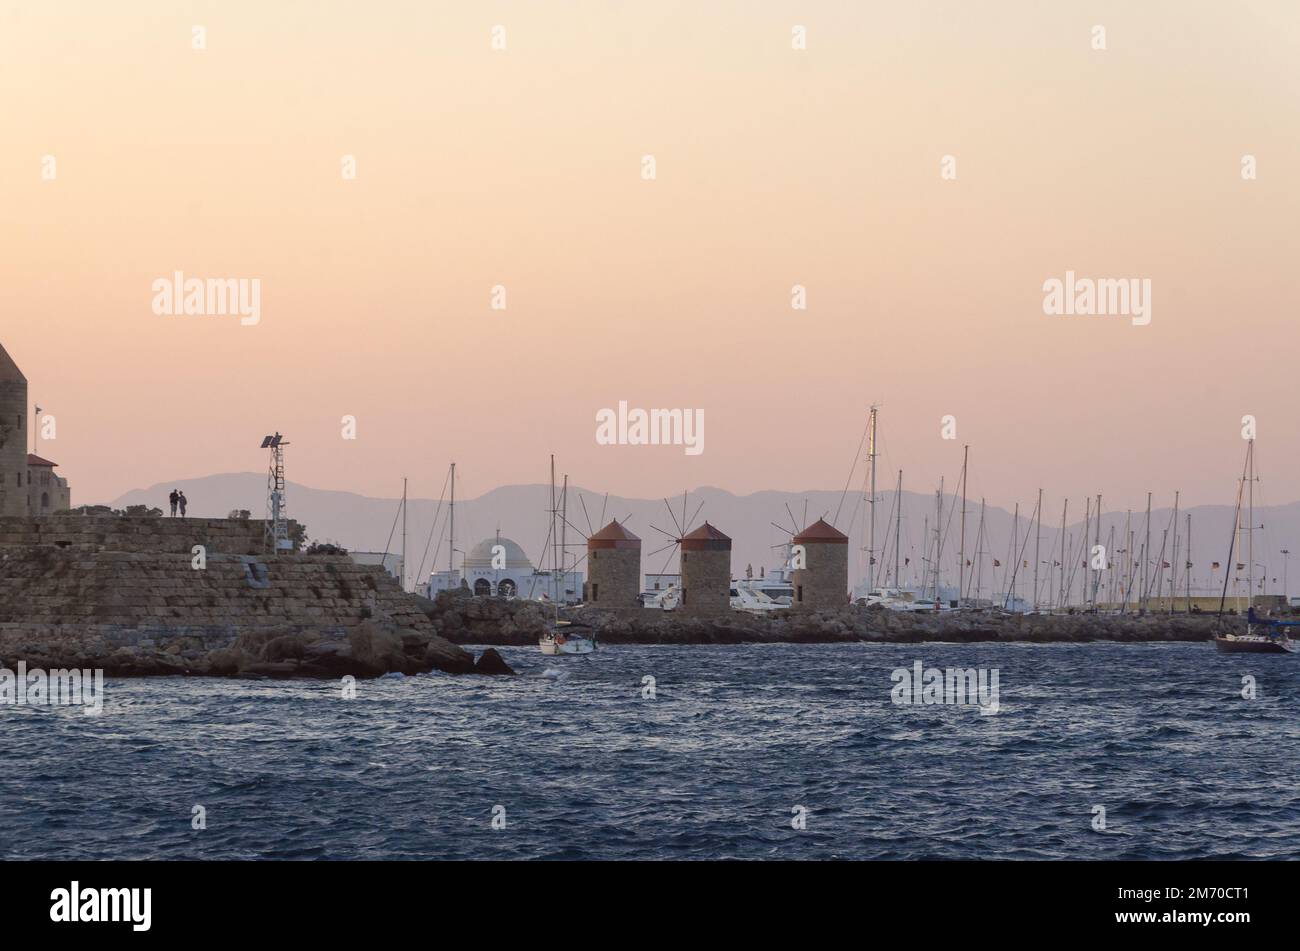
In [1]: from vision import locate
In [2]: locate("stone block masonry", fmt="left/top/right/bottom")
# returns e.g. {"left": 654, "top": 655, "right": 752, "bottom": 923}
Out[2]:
{"left": 0, "top": 515, "right": 296, "bottom": 555}
{"left": 0, "top": 515, "right": 500, "bottom": 677}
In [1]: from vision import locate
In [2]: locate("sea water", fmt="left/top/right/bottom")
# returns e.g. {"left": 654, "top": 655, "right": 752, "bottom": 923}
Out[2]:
{"left": 1, "top": 642, "right": 1295, "bottom": 860}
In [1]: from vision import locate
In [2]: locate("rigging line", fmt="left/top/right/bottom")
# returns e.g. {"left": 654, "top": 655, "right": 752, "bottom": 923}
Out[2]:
{"left": 1065, "top": 524, "right": 1090, "bottom": 601}
{"left": 1004, "top": 494, "right": 1041, "bottom": 607}
{"left": 378, "top": 486, "right": 404, "bottom": 569}
{"left": 527, "top": 510, "right": 557, "bottom": 601}
{"left": 832, "top": 417, "right": 872, "bottom": 527}
{"left": 876, "top": 492, "right": 902, "bottom": 586}
{"left": 413, "top": 465, "right": 453, "bottom": 590}
{"left": 1217, "top": 446, "right": 1250, "bottom": 620}
{"left": 935, "top": 477, "right": 963, "bottom": 583}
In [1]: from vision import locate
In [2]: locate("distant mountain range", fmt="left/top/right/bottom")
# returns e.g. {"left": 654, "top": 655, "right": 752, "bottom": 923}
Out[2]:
{"left": 111, "top": 473, "right": 1300, "bottom": 600}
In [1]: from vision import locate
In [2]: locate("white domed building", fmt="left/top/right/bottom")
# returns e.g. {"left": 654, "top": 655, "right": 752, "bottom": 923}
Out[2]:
{"left": 422, "top": 532, "right": 584, "bottom": 602}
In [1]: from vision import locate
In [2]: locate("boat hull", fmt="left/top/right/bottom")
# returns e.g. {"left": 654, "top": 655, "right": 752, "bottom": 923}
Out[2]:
{"left": 1214, "top": 634, "right": 1297, "bottom": 654}
{"left": 538, "top": 636, "right": 596, "bottom": 655}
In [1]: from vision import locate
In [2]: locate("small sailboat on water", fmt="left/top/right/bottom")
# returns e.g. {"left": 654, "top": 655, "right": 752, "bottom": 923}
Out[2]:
{"left": 535, "top": 456, "right": 598, "bottom": 656}
{"left": 1213, "top": 437, "right": 1296, "bottom": 654}
{"left": 539, "top": 618, "right": 597, "bottom": 655}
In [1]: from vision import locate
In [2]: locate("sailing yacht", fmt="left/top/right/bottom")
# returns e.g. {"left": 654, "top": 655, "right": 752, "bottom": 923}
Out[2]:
{"left": 1213, "top": 438, "right": 1296, "bottom": 654}
{"left": 536, "top": 456, "right": 598, "bottom": 655}
{"left": 539, "top": 619, "right": 597, "bottom": 655}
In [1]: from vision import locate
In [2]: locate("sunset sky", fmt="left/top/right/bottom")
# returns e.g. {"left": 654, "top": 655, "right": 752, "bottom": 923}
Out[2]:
{"left": 3, "top": 1, "right": 1298, "bottom": 513}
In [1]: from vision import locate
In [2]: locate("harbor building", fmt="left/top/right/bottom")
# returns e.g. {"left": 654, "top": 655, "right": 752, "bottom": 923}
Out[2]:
{"left": 584, "top": 519, "right": 641, "bottom": 607}
{"left": 791, "top": 518, "right": 849, "bottom": 609}
{"left": 348, "top": 551, "right": 404, "bottom": 583}
{"left": 422, "top": 534, "right": 583, "bottom": 602}
{"left": 679, "top": 521, "right": 732, "bottom": 614}
{"left": 26, "top": 454, "right": 71, "bottom": 515}
{"left": 1, "top": 342, "right": 72, "bottom": 517}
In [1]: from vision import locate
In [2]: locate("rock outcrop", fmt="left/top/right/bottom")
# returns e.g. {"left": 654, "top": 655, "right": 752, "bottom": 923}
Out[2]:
{"left": 473, "top": 647, "right": 515, "bottom": 675}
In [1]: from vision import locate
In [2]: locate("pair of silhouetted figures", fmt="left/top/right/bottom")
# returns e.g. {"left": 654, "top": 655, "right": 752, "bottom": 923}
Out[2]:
{"left": 168, "top": 489, "right": 188, "bottom": 518}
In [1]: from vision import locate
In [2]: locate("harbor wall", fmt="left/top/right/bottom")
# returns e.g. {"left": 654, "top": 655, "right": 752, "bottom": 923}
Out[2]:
{"left": 0, "top": 515, "right": 491, "bottom": 677}
{"left": 0, "top": 515, "right": 296, "bottom": 555}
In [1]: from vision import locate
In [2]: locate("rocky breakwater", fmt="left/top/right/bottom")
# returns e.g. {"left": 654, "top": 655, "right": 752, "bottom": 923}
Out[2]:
{"left": 422, "top": 591, "right": 1231, "bottom": 646}
{"left": 0, "top": 516, "right": 514, "bottom": 678}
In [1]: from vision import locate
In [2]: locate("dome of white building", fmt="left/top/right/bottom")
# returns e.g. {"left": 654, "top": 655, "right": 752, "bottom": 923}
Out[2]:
{"left": 462, "top": 536, "right": 534, "bottom": 571}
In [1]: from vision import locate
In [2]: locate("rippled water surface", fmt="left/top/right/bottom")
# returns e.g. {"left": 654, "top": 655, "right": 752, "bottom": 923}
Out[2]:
{"left": 2, "top": 642, "right": 1297, "bottom": 859}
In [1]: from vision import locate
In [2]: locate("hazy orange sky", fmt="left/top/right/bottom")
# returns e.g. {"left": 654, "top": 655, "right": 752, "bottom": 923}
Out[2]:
{"left": 3, "top": 1, "right": 1298, "bottom": 512}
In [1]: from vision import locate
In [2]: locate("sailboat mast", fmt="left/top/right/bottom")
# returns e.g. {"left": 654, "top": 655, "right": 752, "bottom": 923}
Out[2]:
{"left": 1248, "top": 439, "right": 1255, "bottom": 612}
{"left": 959, "top": 445, "right": 968, "bottom": 605}
{"left": 936, "top": 478, "right": 945, "bottom": 605}
{"left": 866, "top": 406, "right": 878, "bottom": 593}
{"left": 975, "top": 499, "right": 986, "bottom": 602}
{"left": 894, "top": 469, "right": 902, "bottom": 589}
{"left": 561, "top": 474, "right": 569, "bottom": 602}
{"left": 1157, "top": 528, "right": 1168, "bottom": 607}
{"left": 1058, "top": 499, "right": 1068, "bottom": 610}
{"left": 1091, "top": 494, "right": 1102, "bottom": 609}
{"left": 1170, "top": 490, "right": 1180, "bottom": 616}
{"left": 1080, "top": 497, "right": 1090, "bottom": 608}
{"left": 1033, "top": 488, "right": 1042, "bottom": 612}
{"left": 1105, "top": 525, "right": 1116, "bottom": 607}
{"left": 1219, "top": 445, "right": 1250, "bottom": 619}
{"left": 1123, "top": 511, "right": 1132, "bottom": 613}
{"left": 1006, "top": 502, "right": 1019, "bottom": 610}
{"left": 402, "top": 477, "right": 408, "bottom": 592}
{"left": 1186, "top": 513, "right": 1192, "bottom": 612}
{"left": 448, "top": 462, "right": 456, "bottom": 585}
{"left": 1143, "top": 492, "right": 1152, "bottom": 614}
{"left": 550, "top": 456, "right": 558, "bottom": 603}
{"left": 921, "top": 514, "right": 928, "bottom": 593}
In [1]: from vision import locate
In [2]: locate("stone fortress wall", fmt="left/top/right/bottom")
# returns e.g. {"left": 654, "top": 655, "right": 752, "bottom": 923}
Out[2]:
{"left": 0, "top": 515, "right": 283, "bottom": 555}
{"left": 0, "top": 515, "right": 481, "bottom": 677}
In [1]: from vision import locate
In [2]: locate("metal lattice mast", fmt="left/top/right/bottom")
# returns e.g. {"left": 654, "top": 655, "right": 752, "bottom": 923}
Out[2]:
{"left": 262, "top": 432, "right": 289, "bottom": 553}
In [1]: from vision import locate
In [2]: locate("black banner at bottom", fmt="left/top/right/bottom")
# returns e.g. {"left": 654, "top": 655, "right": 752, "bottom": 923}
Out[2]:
{"left": 1, "top": 860, "right": 1279, "bottom": 938}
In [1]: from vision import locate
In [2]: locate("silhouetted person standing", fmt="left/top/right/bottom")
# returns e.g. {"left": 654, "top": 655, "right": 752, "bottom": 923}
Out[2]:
{"left": 169, "top": 489, "right": 179, "bottom": 517}
{"left": 178, "top": 492, "right": 188, "bottom": 518}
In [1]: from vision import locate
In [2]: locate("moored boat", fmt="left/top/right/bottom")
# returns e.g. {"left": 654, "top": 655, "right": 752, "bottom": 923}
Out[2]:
{"left": 538, "top": 620, "right": 597, "bottom": 655}
{"left": 1214, "top": 610, "right": 1298, "bottom": 653}
{"left": 1214, "top": 632, "right": 1297, "bottom": 653}
{"left": 1212, "top": 437, "right": 1295, "bottom": 656}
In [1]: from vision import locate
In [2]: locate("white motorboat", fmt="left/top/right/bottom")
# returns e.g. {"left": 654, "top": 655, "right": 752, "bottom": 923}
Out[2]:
{"left": 539, "top": 621, "right": 597, "bottom": 655}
